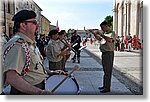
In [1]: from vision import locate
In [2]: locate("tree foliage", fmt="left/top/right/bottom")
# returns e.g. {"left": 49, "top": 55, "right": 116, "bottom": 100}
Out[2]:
{"left": 103, "top": 15, "right": 113, "bottom": 30}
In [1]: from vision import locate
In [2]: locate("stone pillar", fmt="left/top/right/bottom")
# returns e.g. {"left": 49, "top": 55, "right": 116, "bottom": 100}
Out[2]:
{"left": 115, "top": 3, "right": 119, "bottom": 37}
{"left": 136, "top": 1, "right": 140, "bottom": 38}
{"left": 126, "top": 2, "right": 131, "bottom": 36}
{"left": 139, "top": 1, "right": 143, "bottom": 40}
{"left": 113, "top": 6, "right": 118, "bottom": 36}
{"left": 120, "top": 5, "right": 123, "bottom": 36}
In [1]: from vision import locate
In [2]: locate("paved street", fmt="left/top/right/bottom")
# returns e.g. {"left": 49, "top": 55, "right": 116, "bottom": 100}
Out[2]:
{"left": 85, "top": 42, "right": 143, "bottom": 95}
{"left": 65, "top": 50, "right": 133, "bottom": 95}
{"left": 44, "top": 41, "right": 143, "bottom": 95}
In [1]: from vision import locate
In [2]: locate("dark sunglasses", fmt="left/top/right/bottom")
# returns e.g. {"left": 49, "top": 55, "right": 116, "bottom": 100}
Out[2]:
{"left": 23, "top": 20, "right": 37, "bottom": 25}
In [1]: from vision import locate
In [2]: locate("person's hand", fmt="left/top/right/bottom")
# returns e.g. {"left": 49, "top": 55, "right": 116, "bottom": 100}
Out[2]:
{"left": 40, "top": 90, "right": 50, "bottom": 95}
{"left": 88, "top": 29, "right": 94, "bottom": 34}
{"left": 63, "top": 48, "right": 71, "bottom": 55}
{"left": 93, "top": 30, "right": 103, "bottom": 37}
{"left": 55, "top": 70, "right": 67, "bottom": 75}
{"left": 66, "top": 48, "right": 71, "bottom": 52}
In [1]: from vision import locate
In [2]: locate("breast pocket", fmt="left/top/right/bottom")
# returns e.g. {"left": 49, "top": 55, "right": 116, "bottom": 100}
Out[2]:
{"left": 30, "top": 53, "right": 39, "bottom": 70}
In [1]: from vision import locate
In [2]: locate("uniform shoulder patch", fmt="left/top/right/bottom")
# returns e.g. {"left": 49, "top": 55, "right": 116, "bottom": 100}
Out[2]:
{"left": 16, "top": 38, "right": 25, "bottom": 44}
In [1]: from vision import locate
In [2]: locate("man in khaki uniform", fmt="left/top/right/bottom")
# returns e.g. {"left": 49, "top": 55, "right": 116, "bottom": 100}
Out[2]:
{"left": 46, "top": 30, "right": 71, "bottom": 71}
{"left": 0, "top": 22, "right": 8, "bottom": 94}
{"left": 58, "top": 30, "right": 71, "bottom": 71}
{"left": 2, "top": 10, "right": 56, "bottom": 95}
{"left": 0, "top": 23, "right": 8, "bottom": 46}
{"left": 89, "top": 21, "right": 116, "bottom": 93}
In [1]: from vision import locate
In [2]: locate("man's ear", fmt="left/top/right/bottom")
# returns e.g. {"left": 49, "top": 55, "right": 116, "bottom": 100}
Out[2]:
{"left": 20, "top": 22, "right": 26, "bottom": 30}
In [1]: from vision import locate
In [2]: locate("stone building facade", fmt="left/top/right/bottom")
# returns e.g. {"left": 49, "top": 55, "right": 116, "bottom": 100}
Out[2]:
{"left": 113, "top": 0, "right": 143, "bottom": 40}
{"left": 0, "top": 0, "right": 45, "bottom": 37}
{"left": 0, "top": 0, "right": 15, "bottom": 37}
{"left": 14, "top": 0, "right": 43, "bottom": 34}
{"left": 41, "top": 14, "right": 51, "bottom": 36}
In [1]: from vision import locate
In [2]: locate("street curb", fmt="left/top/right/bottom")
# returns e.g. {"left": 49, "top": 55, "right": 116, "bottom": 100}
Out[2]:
{"left": 124, "top": 49, "right": 142, "bottom": 54}
{"left": 84, "top": 49, "right": 143, "bottom": 95}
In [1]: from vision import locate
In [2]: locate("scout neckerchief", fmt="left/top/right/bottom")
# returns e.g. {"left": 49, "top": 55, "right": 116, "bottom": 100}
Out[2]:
{"left": 3, "top": 39, "right": 31, "bottom": 76}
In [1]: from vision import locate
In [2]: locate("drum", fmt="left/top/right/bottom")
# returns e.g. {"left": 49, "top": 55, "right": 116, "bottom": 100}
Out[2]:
{"left": 45, "top": 74, "right": 80, "bottom": 95}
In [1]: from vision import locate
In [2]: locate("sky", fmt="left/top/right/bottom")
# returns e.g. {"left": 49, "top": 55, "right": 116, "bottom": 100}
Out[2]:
{"left": 34, "top": 0, "right": 114, "bottom": 31}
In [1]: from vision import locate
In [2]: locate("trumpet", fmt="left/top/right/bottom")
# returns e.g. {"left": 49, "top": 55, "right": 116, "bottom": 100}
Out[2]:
{"left": 60, "top": 39, "right": 77, "bottom": 54}
{"left": 96, "top": 31, "right": 107, "bottom": 44}
{"left": 88, "top": 29, "right": 114, "bottom": 44}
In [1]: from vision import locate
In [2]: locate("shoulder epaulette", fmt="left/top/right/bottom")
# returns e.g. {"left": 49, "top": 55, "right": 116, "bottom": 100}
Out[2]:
{"left": 16, "top": 38, "right": 25, "bottom": 44}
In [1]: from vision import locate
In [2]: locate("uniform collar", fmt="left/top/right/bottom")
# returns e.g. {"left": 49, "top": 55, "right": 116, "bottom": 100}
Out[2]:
{"left": 51, "top": 39, "right": 58, "bottom": 42}
{"left": 16, "top": 32, "right": 35, "bottom": 45}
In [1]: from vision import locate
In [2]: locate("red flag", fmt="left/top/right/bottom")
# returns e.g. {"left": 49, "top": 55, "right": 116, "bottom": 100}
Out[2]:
{"left": 56, "top": 20, "right": 60, "bottom": 32}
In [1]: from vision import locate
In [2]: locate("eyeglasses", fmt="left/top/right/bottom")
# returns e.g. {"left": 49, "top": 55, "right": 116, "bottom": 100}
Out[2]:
{"left": 23, "top": 20, "right": 38, "bottom": 25}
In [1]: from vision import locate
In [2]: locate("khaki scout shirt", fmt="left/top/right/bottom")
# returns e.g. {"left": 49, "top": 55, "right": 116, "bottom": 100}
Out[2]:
{"left": 99, "top": 30, "right": 116, "bottom": 52}
{"left": 3, "top": 32, "right": 47, "bottom": 85}
{"left": 46, "top": 39, "right": 63, "bottom": 62}
{"left": 0, "top": 33, "right": 7, "bottom": 46}
{"left": 58, "top": 39, "right": 65, "bottom": 50}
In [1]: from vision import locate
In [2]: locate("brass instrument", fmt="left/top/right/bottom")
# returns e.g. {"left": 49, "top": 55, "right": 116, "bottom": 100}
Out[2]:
{"left": 60, "top": 39, "right": 77, "bottom": 54}
{"left": 88, "top": 29, "right": 106, "bottom": 44}
{"left": 97, "top": 31, "right": 106, "bottom": 44}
